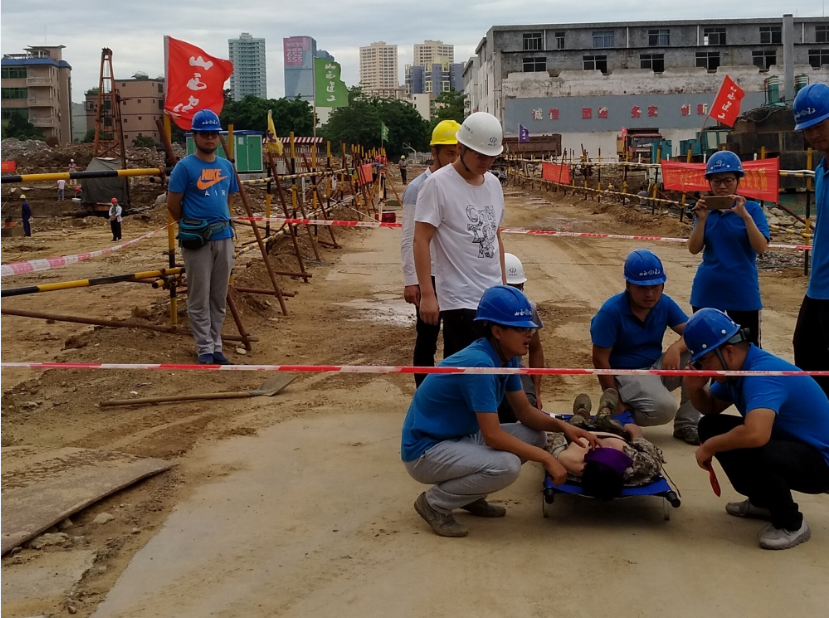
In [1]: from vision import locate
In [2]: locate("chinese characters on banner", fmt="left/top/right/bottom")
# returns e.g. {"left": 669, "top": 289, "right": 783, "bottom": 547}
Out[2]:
{"left": 164, "top": 36, "right": 233, "bottom": 130}
{"left": 313, "top": 57, "right": 348, "bottom": 107}
{"left": 542, "top": 162, "right": 571, "bottom": 184}
{"left": 661, "top": 159, "right": 779, "bottom": 202}
{"left": 709, "top": 76, "right": 745, "bottom": 127}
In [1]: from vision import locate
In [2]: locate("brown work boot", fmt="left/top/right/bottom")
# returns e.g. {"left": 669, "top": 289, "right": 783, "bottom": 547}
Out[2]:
{"left": 596, "top": 388, "right": 619, "bottom": 419}
{"left": 461, "top": 498, "right": 507, "bottom": 518}
{"left": 570, "top": 394, "right": 592, "bottom": 427}
{"left": 414, "top": 493, "right": 469, "bottom": 537}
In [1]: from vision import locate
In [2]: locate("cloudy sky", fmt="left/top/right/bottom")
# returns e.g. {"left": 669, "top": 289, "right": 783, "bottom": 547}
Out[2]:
{"left": 1, "top": 2, "right": 821, "bottom": 102}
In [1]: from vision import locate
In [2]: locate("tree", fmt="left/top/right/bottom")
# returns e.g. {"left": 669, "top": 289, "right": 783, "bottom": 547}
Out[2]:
{"left": 132, "top": 135, "right": 156, "bottom": 148}
{"left": 219, "top": 95, "right": 314, "bottom": 136}
{"left": 1, "top": 114, "right": 44, "bottom": 141}
{"left": 426, "top": 90, "right": 467, "bottom": 140}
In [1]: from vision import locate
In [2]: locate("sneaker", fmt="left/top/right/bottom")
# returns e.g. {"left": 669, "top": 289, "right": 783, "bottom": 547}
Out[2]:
{"left": 414, "top": 492, "right": 468, "bottom": 537}
{"left": 673, "top": 426, "right": 701, "bottom": 445}
{"left": 597, "top": 389, "right": 619, "bottom": 419}
{"left": 197, "top": 353, "right": 214, "bottom": 365}
{"left": 758, "top": 521, "right": 811, "bottom": 550}
{"left": 461, "top": 498, "right": 506, "bottom": 518}
{"left": 726, "top": 499, "right": 772, "bottom": 521}
{"left": 212, "top": 351, "right": 231, "bottom": 365}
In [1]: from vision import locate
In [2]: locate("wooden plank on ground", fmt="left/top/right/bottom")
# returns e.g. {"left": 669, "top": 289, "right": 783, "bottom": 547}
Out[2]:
{"left": 1, "top": 446, "right": 173, "bottom": 554}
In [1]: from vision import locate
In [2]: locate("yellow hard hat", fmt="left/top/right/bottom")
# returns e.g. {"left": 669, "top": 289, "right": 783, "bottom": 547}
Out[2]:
{"left": 20, "top": 194, "right": 26, "bottom": 199}
{"left": 430, "top": 120, "right": 462, "bottom": 146}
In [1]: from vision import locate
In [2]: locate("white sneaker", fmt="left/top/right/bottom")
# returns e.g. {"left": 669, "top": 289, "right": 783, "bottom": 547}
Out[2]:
{"left": 758, "top": 521, "right": 811, "bottom": 550}
{"left": 725, "top": 499, "right": 772, "bottom": 520}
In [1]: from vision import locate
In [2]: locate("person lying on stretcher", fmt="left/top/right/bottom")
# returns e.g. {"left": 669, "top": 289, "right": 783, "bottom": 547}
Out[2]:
{"left": 544, "top": 389, "right": 666, "bottom": 499}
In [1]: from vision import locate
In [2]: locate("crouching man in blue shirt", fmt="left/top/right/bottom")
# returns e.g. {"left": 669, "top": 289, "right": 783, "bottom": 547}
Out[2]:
{"left": 685, "top": 309, "right": 829, "bottom": 550}
{"left": 402, "top": 285, "right": 599, "bottom": 537}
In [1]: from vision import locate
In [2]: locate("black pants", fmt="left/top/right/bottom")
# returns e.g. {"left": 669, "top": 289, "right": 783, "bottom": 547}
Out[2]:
{"left": 441, "top": 308, "right": 486, "bottom": 359}
{"left": 699, "top": 414, "right": 829, "bottom": 530}
{"left": 497, "top": 375, "right": 538, "bottom": 423}
{"left": 110, "top": 220, "right": 122, "bottom": 240}
{"left": 413, "top": 277, "right": 441, "bottom": 387}
{"left": 400, "top": 168, "right": 407, "bottom": 184}
{"left": 692, "top": 306, "right": 761, "bottom": 347}
{"left": 793, "top": 295, "right": 829, "bottom": 398}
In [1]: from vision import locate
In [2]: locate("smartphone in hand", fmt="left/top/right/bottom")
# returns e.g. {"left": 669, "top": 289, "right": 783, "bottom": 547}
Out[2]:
{"left": 704, "top": 195, "right": 736, "bottom": 210}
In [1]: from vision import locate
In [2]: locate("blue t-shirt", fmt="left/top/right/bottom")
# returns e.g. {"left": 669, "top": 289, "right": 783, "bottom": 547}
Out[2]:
{"left": 711, "top": 345, "right": 829, "bottom": 466}
{"left": 590, "top": 292, "right": 688, "bottom": 369}
{"left": 690, "top": 201, "right": 769, "bottom": 311}
{"left": 809, "top": 158, "right": 829, "bottom": 299}
{"left": 401, "top": 338, "right": 523, "bottom": 462}
{"left": 168, "top": 155, "right": 239, "bottom": 241}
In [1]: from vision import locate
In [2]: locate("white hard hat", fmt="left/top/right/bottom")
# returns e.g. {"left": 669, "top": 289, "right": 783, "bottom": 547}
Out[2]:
{"left": 456, "top": 112, "right": 504, "bottom": 157}
{"left": 504, "top": 253, "right": 527, "bottom": 285}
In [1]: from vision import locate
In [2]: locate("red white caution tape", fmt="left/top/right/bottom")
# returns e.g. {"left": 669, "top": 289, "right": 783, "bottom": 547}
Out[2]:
{"left": 1, "top": 224, "right": 172, "bottom": 278}
{"left": 235, "top": 218, "right": 812, "bottom": 251}
{"left": 2, "top": 362, "right": 827, "bottom": 378}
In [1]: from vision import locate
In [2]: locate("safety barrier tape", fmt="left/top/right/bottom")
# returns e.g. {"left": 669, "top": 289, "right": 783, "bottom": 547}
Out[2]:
{"left": 233, "top": 217, "right": 813, "bottom": 251}
{"left": 0, "top": 223, "right": 173, "bottom": 278}
{"left": 2, "top": 361, "right": 828, "bottom": 378}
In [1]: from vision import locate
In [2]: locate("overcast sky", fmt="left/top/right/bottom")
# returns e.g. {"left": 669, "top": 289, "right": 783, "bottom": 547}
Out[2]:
{"left": 1, "top": 2, "right": 821, "bottom": 103}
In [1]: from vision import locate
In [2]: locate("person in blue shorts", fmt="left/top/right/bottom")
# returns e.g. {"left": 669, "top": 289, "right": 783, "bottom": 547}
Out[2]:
{"left": 792, "top": 83, "right": 829, "bottom": 398}
{"left": 167, "top": 109, "right": 239, "bottom": 365}
{"left": 687, "top": 151, "right": 769, "bottom": 346}
{"left": 591, "top": 249, "right": 701, "bottom": 444}
{"left": 401, "top": 285, "right": 599, "bottom": 537}
{"left": 685, "top": 308, "right": 829, "bottom": 550}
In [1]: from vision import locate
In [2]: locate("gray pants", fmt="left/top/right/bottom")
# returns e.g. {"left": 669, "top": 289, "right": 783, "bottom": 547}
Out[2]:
{"left": 182, "top": 238, "right": 235, "bottom": 356}
{"left": 616, "top": 351, "right": 701, "bottom": 431}
{"left": 404, "top": 423, "right": 546, "bottom": 514}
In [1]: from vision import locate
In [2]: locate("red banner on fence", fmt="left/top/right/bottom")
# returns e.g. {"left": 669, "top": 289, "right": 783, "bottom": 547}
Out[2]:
{"left": 542, "top": 162, "right": 571, "bottom": 184}
{"left": 709, "top": 76, "right": 745, "bottom": 128}
{"left": 356, "top": 163, "right": 374, "bottom": 186}
{"left": 661, "top": 158, "right": 779, "bottom": 203}
{"left": 1, "top": 161, "right": 17, "bottom": 172}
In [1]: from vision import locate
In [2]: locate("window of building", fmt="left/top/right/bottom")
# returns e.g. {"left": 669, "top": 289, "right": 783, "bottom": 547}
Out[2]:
{"left": 752, "top": 50, "right": 776, "bottom": 70}
{"left": 555, "top": 31, "right": 565, "bottom": 50}
{"left": 523, "top": 32, "right": 543, "bottom": 51}
{"left": 425, "top": 81, "right": 432, "bottom": 93}
{"left": 1, "top": 67, "right": 27, "bottom": 79}
{"left": 158, "top": 100, "right": 164, "bottom": 110}
{"left": 809, "top": 49, "right": 829, "bottom": 68}
{"left": 441, "top": 81, "right": 450, "bottom": 92}
{"left": 648, "top": 29, "right": 670, "bottom": 47}
{"left": 760, "top": 25, "right": 782, "bottom": 45}
{"left": 640, "top": 53, "right": 665, "bottom": 72}
{"left": 123, "top": 118, "right": 128, "bottom": 123}
{"left": 696, "top": 51, "right": 721, "bottom": 72}
{"left": 523, "top": 57, "right": 547, "bottom": 72}
{"left": 816, "top": 25, "right": 829, "bottom": 43}
{"left": 138, "top": 116, "right": 142, "bottom": 120}
{"left": 703, "top": 27, "right": 726, "bottom": 46}
{"left": 137, "top": 99, "right": 142, "bottom": 104}
{"left": 583, "top": 55, "right": 608, "bottom": 73}
{"left": 1, "top": 87, "right": 28, "bottom": 99}
{"left": 1, "top": 108, "right": 28, "bottom": 121}
{"left": 593, "top": 30, "right": 614, "bottom": 48}
{"left": 158, "top": 83, "right": 164, "bottom": 93}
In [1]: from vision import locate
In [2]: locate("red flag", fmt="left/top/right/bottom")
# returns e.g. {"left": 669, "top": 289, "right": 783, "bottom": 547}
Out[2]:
{"left": 164, "top": 36, "right": 233, "bottom": 130}
{"left": 661, "top": 159, "right": 779, "bottom": 203}
{"left": 709, "top": 76, "right": 745, "bottom": 128}
{"left": 541, "top": 162, "right": 571, "bottom": 184}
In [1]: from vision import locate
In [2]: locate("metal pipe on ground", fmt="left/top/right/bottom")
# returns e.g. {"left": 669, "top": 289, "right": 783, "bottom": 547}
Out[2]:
{"left": 1, "top": 268, "right": 184, "bottom": 298}
{"left": 1, "top": 168, "right": 169, "bottom": 184}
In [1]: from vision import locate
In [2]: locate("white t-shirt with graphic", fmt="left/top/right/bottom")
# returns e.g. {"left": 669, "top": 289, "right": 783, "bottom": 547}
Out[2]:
{"left": 415, "top": 163, "right": 505, "bottom": 311}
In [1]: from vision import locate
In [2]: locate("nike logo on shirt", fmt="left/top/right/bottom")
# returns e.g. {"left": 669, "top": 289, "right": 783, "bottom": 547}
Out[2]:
{"left": 196, "top": 169, "right": 227, "bottom": 190}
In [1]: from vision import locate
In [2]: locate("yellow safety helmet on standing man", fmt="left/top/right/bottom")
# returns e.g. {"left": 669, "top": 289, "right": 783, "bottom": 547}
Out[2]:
{"left": 430, "top": 120, "right": 462, "bottom": 146}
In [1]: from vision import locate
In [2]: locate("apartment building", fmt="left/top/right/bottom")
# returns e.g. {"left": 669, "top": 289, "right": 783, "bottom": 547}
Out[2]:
{"left": 360, "top": 42, "right": 399, "bottom": 95}
{"left": 84, "top": 77, "right": 165, "bottom": 145}
{"left": 228, "top": 33, "right": 267, "bottom": 101}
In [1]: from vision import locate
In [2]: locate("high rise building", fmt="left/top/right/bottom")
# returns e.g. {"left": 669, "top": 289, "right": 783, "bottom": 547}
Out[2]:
{"left": 283, "top": 37, "right": 335, "bottom": 103}
{"left": 1, "top": 45, "right": 72, "bottom": 144}
{"left": 413, "top": 40, "right": 454, "bottom": 67}
{"left": 228, "top": 33, "right": 267, "bottom": 101}
{"left": 359, "top": 42, "right": 399, "bottom": 95}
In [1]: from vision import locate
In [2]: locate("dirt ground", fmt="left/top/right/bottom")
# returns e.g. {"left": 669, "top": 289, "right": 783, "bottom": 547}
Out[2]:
{"left": 1, "top": 170, "right": 825, "bottom": 617}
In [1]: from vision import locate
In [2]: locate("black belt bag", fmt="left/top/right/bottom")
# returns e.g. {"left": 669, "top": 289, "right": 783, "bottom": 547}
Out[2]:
{"left": 177, "top": 218, "right": 230, "bottom": 250}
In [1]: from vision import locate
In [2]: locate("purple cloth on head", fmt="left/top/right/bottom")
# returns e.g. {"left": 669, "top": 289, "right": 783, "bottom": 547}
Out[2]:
{"left": 584, "top": 447, "right": 633, "bottom": 476}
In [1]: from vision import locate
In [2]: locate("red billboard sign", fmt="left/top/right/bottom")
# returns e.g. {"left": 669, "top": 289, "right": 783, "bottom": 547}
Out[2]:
{"left": 283, "top": 37, "right": 310, "bottom": 67}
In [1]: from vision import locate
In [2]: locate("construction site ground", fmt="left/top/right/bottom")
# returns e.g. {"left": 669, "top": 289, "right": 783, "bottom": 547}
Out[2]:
{"left": 1, "top": 169, "right": 826, "bottom": 617}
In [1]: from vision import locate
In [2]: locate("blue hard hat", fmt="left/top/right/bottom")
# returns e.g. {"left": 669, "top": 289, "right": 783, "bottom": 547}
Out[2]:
{"left": 474, "top": 285, "right": 538, "bottom": 328}
{"left": 623, "top": 249, "right": 666, "bottom": 286}
{"left": 793, "top": 83, "right": 829, "bottom": 130}
{"left": 705, "top": 151, "right": 744, "bottom": 178}
{"left": 684, "top": 308, "right": 741, "bottom": 363}
{"left": 191, "top": 109, "right": 222, "bottom": 132}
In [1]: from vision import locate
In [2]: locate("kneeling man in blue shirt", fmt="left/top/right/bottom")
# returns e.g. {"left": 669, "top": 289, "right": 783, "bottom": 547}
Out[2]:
{"left": 686, "top": 309, "right": 829, "bottom": 550}
{"left": 402, "top": 285, "right": 599, "bottom": 537}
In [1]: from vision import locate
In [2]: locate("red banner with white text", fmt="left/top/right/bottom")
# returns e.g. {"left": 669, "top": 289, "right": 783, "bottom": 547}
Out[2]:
{"left": 164, "top": 36, "right": 233, "bottom": 130}
{"left": 661, "top": 159, "right": 779, "bottom": 203}
{"left": 709, "top": 76, "right": 745, "bottom": 128}
{"left": 541, "top": 162, "right": 571, "bottom": 184}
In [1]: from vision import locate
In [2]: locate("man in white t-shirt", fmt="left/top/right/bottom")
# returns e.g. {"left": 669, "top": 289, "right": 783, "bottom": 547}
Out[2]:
{"left": 414, "top": 112, "right": 507, "bottom": 358}
{"left": 401, "top": 120, "right": 461, "bottom": 386}
{"left": 109, "top": 197, "right": 123, "bottom": 241}
{"left": 57, "top": 178, "right": 66, "bottom": 201}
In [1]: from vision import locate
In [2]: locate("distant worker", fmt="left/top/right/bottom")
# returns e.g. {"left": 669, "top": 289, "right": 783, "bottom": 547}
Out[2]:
{"left": 414, "top": 111, "right": 507, "bottom": 358}
{"left": 20, "top": 194, "right": 31, "bottom": 236}
{"left": 167, "top": 109, "right": 239, "bottom": 365}
{"left": 792, "top": 83, "right": 829, "bottom": 398}
{"left": 590, "top": 249, "right": 702, "bottom": 445}
{"left": 688, "top": 151, "right": 769, "bottom": 346}
{"left": 109, "top": 197, "right": 123, "bottom": 242}
{"left": 68, "top": 158, "right": 77, "bottom": 186}
{"left": 57, "top": 178, "right": 66, "bottom": 201}
{"left": 637, "top": 185, "right": 649, "bottom": 208}
{"left": 401, "top": 120, "right": 460, "bottom": 386}
{"left": 399, "top": 155, "right": 408, "bottom": 184}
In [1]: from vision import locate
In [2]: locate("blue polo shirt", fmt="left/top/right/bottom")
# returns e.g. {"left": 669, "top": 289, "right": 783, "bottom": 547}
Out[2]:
{"left": 401, "top": 339, "right": 523, "bottom": 462}
{"left": 590, "top": 292, "right": 688, "bottom": 369}
{"left": 809, "top": 158, "right": 829, "bottom": 299}
{"left": 168, "top": 155, "right": 239, "bottom": 241}
{"left": 689, "top": 201, "right": 769, "bottom": 311}
{"left": 711, "top": 345, "right": 829, "bottom": 466}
